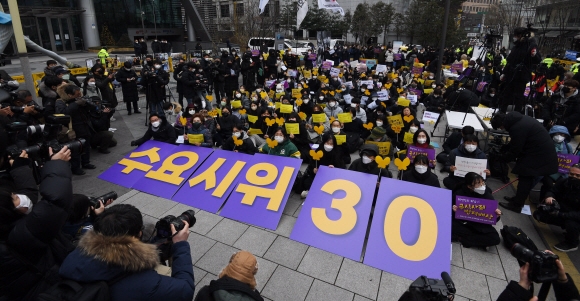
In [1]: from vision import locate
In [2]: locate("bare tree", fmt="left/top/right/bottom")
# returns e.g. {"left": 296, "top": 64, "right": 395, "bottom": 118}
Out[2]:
{"left": 229, "top": 0, "right": 279, "bottom": 48}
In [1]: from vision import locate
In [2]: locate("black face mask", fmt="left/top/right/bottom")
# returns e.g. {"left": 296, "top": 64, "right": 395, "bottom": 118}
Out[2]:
{"left": 569, "top": 177, "right": 580, "bottom": 188}
{"left": 562, "top": 87, "right": 571, "bottom": 94}
{"left": 222, "top": 112, "right": 229, "bottom": 117}
{"left": 147, "top": 61, "right": 153, "bottom": 66}
{"left": 192, "top": 122, "right": 201, "bottom": 129}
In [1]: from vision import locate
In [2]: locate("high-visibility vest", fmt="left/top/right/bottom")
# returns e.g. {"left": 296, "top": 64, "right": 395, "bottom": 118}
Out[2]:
{"left": 542, "top": 58, "right": 553, "bottom": 68}
{"left": 571, "top": 63, "right": 580, "bottom": 74}
{"left": 97, "top": 49, "right": 109, "bottom": 65}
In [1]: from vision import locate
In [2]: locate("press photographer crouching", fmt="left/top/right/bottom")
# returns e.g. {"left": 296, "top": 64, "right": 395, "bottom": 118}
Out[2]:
{"left": 62, "top": 192, "right": 116, "bottom": 243}
{"left": 58, "top": 204, "right": 195, "bottom": 301}
{"left": 533, "top": 164, "right": 580, "bottom": 253}
{"left": 0, "top": 146, "right": 74, "bottom": 301}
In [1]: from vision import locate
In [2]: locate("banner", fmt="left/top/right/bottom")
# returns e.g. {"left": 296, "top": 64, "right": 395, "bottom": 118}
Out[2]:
{"left": 557, "top": 153, "right": 580, "bottom": 174}
{"left": 285, "top": 123, "right": 300, "bottom": 134}
{"left": 387, "top": 115, "right": 404, "bottom": 127}
{"left": 297, "top": 0, "right": 309, "bottom": 28}
{"left": 455, "top": 196, "right": 498, "bottom": 225}
{"left": 259, "top": 0, "right": 270, "bottom": 14}
{"left": 365, "top": 141, "right": 391, "bottom": 157}
{"left": 318, "top": 0, "right": 345, "bottom": 16}
{"left": 422, "top": 111, "right": 440, "bottom": 123}
{"left": 454, "top": 156, "right": 487, "bottom": 178}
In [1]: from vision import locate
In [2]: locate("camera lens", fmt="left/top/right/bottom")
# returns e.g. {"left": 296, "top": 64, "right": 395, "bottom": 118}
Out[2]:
{"left": 511, "top": 243, "right": 534, "bottom": 263}
{"left": 27, "top": 124, "right": 45, "bottom": 135}
{"left": 178, "top": 210, "right": 196, "bottom": 228}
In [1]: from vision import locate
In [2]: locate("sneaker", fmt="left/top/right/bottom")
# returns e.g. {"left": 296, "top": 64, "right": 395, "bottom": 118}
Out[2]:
{"left": 554, "top": 241, "right": 578, "bottom": 252}
{"left": 300, "top": 190, "right": 309, "bottom": 199}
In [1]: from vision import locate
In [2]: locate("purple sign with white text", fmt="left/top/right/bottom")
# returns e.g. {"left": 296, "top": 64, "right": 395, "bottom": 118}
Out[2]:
{"left": 557, "top": 153, "right": 580, "bottom": 174}
{"left": 290, "top": 166, "right": 378, "bottom": 261}
{"left": 364, "top": 178, "right": 451, "bottom": 280}
{"left": 97, "top": 141, "right": 178, "bottom": 189}
{"left": 219, "top": 153, "right": 302, "bottom": 230}
{"left": 173, "top": 150, "right": 255, "bottom": 213}
{"left": 131, "top": 144, "right": 214, "bottom": 199}
{"left": 407, "top": 145, "right": 435, "bottom": 167}
{"left": 455, "top": 195, "right": 498, "bottom": 225}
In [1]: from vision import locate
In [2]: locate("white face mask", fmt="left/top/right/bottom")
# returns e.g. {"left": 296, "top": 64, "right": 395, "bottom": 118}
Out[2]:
{"left": 319, "top": 96, "right": 324, "bottom": 100}
{"left": 361, "top": 88, "right": 366, "bottom": 92}
{"left": 221, "top": 101, "right": 227, "bottom": 106}
{"left": 474, "top": 185, "right": 486, "bottom": 195}
{"left": 233, "top": 132, "right": 241, "bottom": 138}
{"left": 274, "top": 136, "right": 284, "bottom": 143}
{"left": 251, "top": 105, "right": 257, "bottom": 110}
{"left": 154, "top": 64, "right": 162, "bottom": 69}
{"left": 332, "top": 127, "right": 341, "bottom": 133}
{"left": 236, "top": 93, "right": 241, "bottom": 98}
{"left": 415, "top": 165, "right": 428, "bottom": 174}
{"left": 351, "top": 103, "right": 357, "bottom": 108}
{"left": 393, "top": 79, "right": 398, "bottom": 83}
{"left": 362, "top": 156, "right": 373, "bottom": 164}
{"left": 256, "top": 89, "right": 262, "bottom": 93}
{"left": 417, "top": 138, "right": 427, "bottom": 144}
{"left": 489, "top": 94, "right": 495, "bottom": 97}
{"left": 188, "top": 110, "right": 195, "bottom": 115}
{"left": 465, "top": 144, "right": 477, "bottom": 153}
{"left": 88, "top": 82, "right": 96, "bottom": 87}
{"left": 428, "top": 76, "right": 434, "bottom": 79}
{"left": 15, "top": 194, "right": 33, "bottom": 214}
{"left": 376, "top": 121, "right": 383, "bottom": 127}
{"left": 125, "top": 68, "right": 131, "bottom": 71}
{"left": 313, "top": 76, "right": 317, "bottom": 79}
{"left": 324, "top": 144, "right": 334, "bottom": 152}
{"left": 151, "top": 121, "right": 160, "bottom": 128}
{"left": 410, "top": 127, "right": 418, "bottom": 133}
{"left": 553, "top": 135, "right": 565, "bottom": 143}
{"left": 372, "top": 97, "right": 378, "bottom": 101}
{"left": 329, "top": 102, "right": 336, "bottom": 107}
{"left": 432, "top": 84, "right": 437, "bottom": 88}
{"left": 303, "top": 98, "right": 310, "bottom": 104}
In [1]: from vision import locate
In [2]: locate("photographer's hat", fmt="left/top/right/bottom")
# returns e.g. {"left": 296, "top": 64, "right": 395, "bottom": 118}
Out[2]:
{"left": 219, "top": 251, "right": 258, "bottom": 289}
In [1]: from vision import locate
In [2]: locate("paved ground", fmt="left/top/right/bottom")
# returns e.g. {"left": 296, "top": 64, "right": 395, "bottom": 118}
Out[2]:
{"left": 4, "top": 52, "right": 578, "bottom": 300}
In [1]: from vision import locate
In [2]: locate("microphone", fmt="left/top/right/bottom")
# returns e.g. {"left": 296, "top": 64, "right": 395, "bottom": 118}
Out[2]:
{"left": 441, "top": 272, "right": 456, "bottom": 294}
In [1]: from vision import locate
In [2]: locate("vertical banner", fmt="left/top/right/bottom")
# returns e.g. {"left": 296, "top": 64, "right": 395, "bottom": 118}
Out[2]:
{"left": 97, "top": 141, "right": 178, "bottom": 188}
{"left": 290, "top": 167, "right": 378, "bottom": 261}
{"left": 317, "top": 0, "right": 345, "bottom": 15}
{"left": 220, "top": 154, "right": 302, "bottom": 230}
{"left": 132, "top": 145, "right": 214, "bottom": 199}
{"left": 259, "top": 0, "right": 270, "bottom": 14}
{"left": 364, "top": 178, "right": 451, "bottom": 280}
{"left": 173, "top": 150, "right": 255, "bottom": 213}
{"left": 296, "top": 0, "right": 309, "bottom": 28}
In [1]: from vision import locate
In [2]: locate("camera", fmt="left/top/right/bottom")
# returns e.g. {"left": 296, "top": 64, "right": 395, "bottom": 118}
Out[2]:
{"left": 6, "top": 138, "right": 86, "bottom": 160}
{"left": 401, "top": 272, "right": 455, "bottom": 301}
{"left": 89, "top": 191, "right": 118, "bottom": 209}
{"left": 538, "top": 200, "right": 560, "bottom": 213}
{"left": 511, "top": 243, "right": 559, "bottom": 283}
{"left": 155, "top": 210, "right": 196, "bottom": 239}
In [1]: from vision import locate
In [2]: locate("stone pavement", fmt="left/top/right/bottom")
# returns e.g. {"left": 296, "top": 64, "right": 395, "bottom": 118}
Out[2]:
{"left": 69, "top": 103, "right": 570, "bottom": 301}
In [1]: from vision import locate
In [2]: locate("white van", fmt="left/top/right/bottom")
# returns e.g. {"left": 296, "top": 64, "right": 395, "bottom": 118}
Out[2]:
{"left": 247, "top": 37, "right": 309, "bottom": 55}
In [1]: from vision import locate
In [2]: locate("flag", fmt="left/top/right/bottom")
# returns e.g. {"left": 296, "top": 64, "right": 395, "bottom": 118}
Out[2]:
{"left": 259, "top": 0, "right": 269, "bottom": 14}
{"left": 297, "top": 0, "right": 308, "bottom": 28}
{"left": 317, "top": 0, "right": 344, "bottom": 16}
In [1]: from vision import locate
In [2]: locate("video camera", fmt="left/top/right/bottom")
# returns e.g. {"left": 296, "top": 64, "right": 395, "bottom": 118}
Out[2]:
{"left": 511, "top": 243, "right": 559, "bottom": 283}
{"left": 154, "top": 210, "right": 196, "bottom": 239}
{"left": 89, "top": 191, "right": 118, "bottom": 209}
{"left": 400, "top": 272, "right": 456, "bottom": 301}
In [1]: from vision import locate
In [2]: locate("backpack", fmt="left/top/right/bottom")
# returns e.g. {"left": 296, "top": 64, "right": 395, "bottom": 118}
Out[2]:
{"left": 500, "top": 225, "right": 538, "bottom": 254}
{"left": 37, "top": 273, "right": 127, "bottom": 301}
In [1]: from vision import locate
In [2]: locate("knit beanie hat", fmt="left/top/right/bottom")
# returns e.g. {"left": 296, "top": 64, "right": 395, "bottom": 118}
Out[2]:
{"left": 219, "top": 251, "right": 258, "bottom": 289}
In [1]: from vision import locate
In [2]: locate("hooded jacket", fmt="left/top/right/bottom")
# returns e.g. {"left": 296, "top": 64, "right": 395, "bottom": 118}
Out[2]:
{"left": 55, "top": 84, "right": 93, "bottom": 138}
{"left": 59, "top": 231, "right": 194, "bottom": 301}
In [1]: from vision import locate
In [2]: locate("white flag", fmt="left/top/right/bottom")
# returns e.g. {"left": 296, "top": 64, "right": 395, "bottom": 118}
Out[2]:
{"left": 259, "top": 0, "right": 270, "bottom": 14}
{"left": 297, "top": 0, "right": 308, "bottom": 28}
{"left": 317, "top": 0, "right": 344, "bottom": 16}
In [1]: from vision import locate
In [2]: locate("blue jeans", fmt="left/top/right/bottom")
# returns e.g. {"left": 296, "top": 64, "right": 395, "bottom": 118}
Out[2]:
{"left": 149, "top": 102, "right": 164, "bottom": 116}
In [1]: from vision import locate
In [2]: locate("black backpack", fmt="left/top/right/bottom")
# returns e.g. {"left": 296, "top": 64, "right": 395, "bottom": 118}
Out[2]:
{"left": 37, "top": 274, "right": 127, "bottom": 301}
{"left": 500, "top": 225, "right": 538, "bottom": 254}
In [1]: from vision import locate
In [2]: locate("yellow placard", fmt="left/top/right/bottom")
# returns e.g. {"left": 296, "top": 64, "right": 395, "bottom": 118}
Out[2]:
{"left": 292, "top": 89, "right": 301, "bottom": 98}
{"left": 276, "top": 92, "right": 285, "bottom": 99}
{"left": 403, "top": 132, "right": 414, "bottom": 144}
{"left": 387, "top": 115, "right": 404, "bottom": 127}
{"left": 206, "top": 95, "right": 214, "bottom": 101}
{"left": 187, "top": 134, "right": 204, "bottom": 144}
{"left": 397, "top": 97, "right": 411, "bottom": 107}
{"left": 260, "top": 91, "right": 268, "bottom": 99}
{"left": 247, "top": 115, "right": 258, "bottom": 123}
{"left": 423, "top": 88, "right": 434, "bottom": 95}
{"left": 425, "top": 79, "right": 435, "bottom": 86}
{"left": 248, "top": 128, "right": 263, "bottom": 135}
{"left": 365, "top": 141, "right": 391, "bottom": 156}
{"left": 312, "top": 113, "right": 326, "bottom": 123}
{"left": 280, "top": 104, "right": 293, "bottom": 114}
{"left": 285, "top": 123, "right": 300, "bottom": 135}
{"left": 230, "top": 100, "right": 242, "bottom": 109}
{"left": 303, "top": 70, "right": 312, "bottom": 78}
{"left": 337, "top": 113, "right": 352, "bottom": 123}
{"left": 274, "top": 102, "right": 281, "bottom": 109}
{"left": 268, "top": 90, "right": 275, "bottom": 98}
{"left": 335, "top": 134, "right": 346, "bottom": 145}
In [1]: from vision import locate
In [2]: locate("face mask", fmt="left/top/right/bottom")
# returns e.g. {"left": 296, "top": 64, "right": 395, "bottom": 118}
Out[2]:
{"left": 362, "top": 156, "right": 373, "bottom": 164}
{"left": 465, "top": 144, "right": 477, "bottom": 153}
{"left": 361, "top": 89, "right": 366, "bottom": 92}
{"left": 188, "top": 109, "right": 195, "bottom": 115}
{"left": 154, "top": 64, "right": 162, "bottom": 69}
{"left": 393, "top": 79, "right": 398, "bottom": 83}
{"left": 341, "top": 88, "right": 346, "bottom": 91}
{"left": 512, "top": 37, "right": 518, "bottom": 43}
{"left": 222, "top": 112, "right": 229, "bottom": 117}
{"left": 251, "top": 105, "right": 258, "bottom": 110}
{"left": 474, "top": 185, "right": 486, "bottom": 195}
{"left": 319, "top": 96, "right": 324, "bottom": 100}
{"left": 165, "top": 110, "right": 174, "bottom": 116}
{"left": 15, "top": 194, "right": 33, "bottom": 214}
{"left": 62, "top": 74, "right": 70, "bottom": 80}
{"left": 489, "top": 94, "right": 495, "bottom": 97}
{"left": 410, "top": 127, "right": 418, "bottom": 133}
{"left": 303, "top": 99, "right": 310, "bottom": 104}
{"left": 351, "top": 103, "right": 357, "bottom": 108}
{"left": 256, "top": 89, "right": 262, "bottom": 93}
{"left": 88, "top": 82, "right": 96, "bottom": 87}
{"left": 376, "top": 121, "right": 383, "bottom": 127}
{"left": 233, "top": 132, "right": 241, "bottom": 138}
{"left": 274, "top": 136, "right": 284, "bottom": 143}
{"left": 221, "top": 101, "right": 227, "bottom": 106}
{"left": 125, "top": 68, "right": 131, "bottom": 71}
{"left": 432, "top": 84, "right": 437, "bottom": 88}
{"left": 415, "top": 165, "right": 428, "bottom": 174}
{"left": 332, "top": 127, "right": 340, "bottom": 133}
{"left": 324, "top": 144, "right": 334, "bottom": 152}
{"left": 417, "top": 138, "right": 427, "bottom": 144}
{"left": 313, "top": 76, "right": 317, "bottom": 79}
{"left": 192, "top": 122, "right": 201, "bottom": 129}
{"left": 151, "top": 121, "right": 160, "bottom": 128}
{"left": 553, "top": 135, "right": 565, "bottom": 143}
{"left": 329, "top": 102, "right": 336, "bottom": 107}
{"left": 236, "top": 93, "right": 241, "bottom": 98}
{"left": 428, "top": 76, "right": 434, "bottom": 80}
{"left": 562, "top": 87, "right": 571, "bottom": 94}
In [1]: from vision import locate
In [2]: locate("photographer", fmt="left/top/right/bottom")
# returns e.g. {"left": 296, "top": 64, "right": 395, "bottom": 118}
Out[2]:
{"left": 115, "top": 61, "right": 141, "bottom": 115}
{"left": 62, "top": 193, "right": 114, "bottom": 243}
{"left": 179, "top": 62, "right": 206, "bottom": 110}
{"left": 533, "top": 164, "right": 580, "bottom": 252}
{"left": 92, "top": 64, "right": 118, "bottom": 110}
{"left": 89, "top": 101, "right": 116, "bottom": 154}
{"left": 58, "top": 203, "right": 195, "bottom": 301}
{"left": 9, "top": 90, "right": 42, "bottom": 126}
{"left": 0, "top": 147, "right": 73, "bottom": 301}
{"left": 55, "top": 84, "right": 96, "bottom": 175}
{"left": 142, "top": 59, "right": 169, "bottom": 116}
{"left": 491, "top": 112, "right": 558, "bottom": 213}
{"left": 38, "top": 76, "right": 64, "bottom": 118}
{"left": 542, "top": 79, "right": 580, "bottom": 135}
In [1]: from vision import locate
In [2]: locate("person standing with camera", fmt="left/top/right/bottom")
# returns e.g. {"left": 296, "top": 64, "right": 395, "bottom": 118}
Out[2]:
{"left": 55, "top": 84, "right": 95, "bottom": 175}
{"left": 92, "top": 64, "right": 118, "bottom": 111}
{"left": 542, "top": 79, "right": 580, "bottom": 134}
{"left": 142, "top": 59, "right": 169, "bottom": 116}
{"left": 116, "top": 61, "right": 141, "bottom": 115}
{"left": 533, "top": 164, "right": 580, "bottom": 252}
{"left": 58, "top": 204, "right": 195, "bottom": 301}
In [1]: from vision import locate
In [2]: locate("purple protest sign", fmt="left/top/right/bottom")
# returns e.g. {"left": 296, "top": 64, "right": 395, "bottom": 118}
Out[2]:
{"left": 407, "top": 145, "right": 435, "bottom": 167}
{"left": 455, "top": 195, "right": 498, "bottom": 225}
{"left": 308, "top": 53, "right": 317, "bottom": 60}
{"left": 173, "top": 150, "right": 255, "bottom": 213}
{"left": 98, "top": 141, "right": 178, "bottom": 189}
{"left": 451, "top": 63, "right": 463, "bottom": 73}
{"left": 132, "top": 144, "right": 214, "bottom": 199}
{"left": 412, "top": 66, "right": 423, "bottom": 75}
{"left": 363, "top": 178, "right": 451, "bottom": 280}
{"left": 219, "top": 153, "right": 302, "bottom": 230}
{"left": 393, "top": 53, "right": 402, "bottom": 60}
{"left": 322, "top": 61, "right": 332, "bottom": 69}
{"left": 557, "top": 153, "right": 580, "bottom": 174}
{"left": 251, "top": 49, "right": 260, "bottom": 56}
{"left": 409, "top": 88, "right": 423, "bottom": 97}
{"left": 290, "top": 166, "right": 378, "bottom": 261}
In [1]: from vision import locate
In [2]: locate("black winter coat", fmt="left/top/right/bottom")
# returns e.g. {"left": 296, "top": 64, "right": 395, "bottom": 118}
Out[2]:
{"left": 0, "top": 160, "right": 74, "bottom": 301}
{"left": 178, "top": 69, "right": 198, "bottom": 99}
{"left": 174, "top": 63, "right": 186, "bottom": 94}
{"left": 134, "top": 119, "right": 177, "bottom": 145}
{"left": 545, "top": 177, "right": 580, "bottom": 222}
{"left": 348, "top": 158, "right": 392, "bottom": 178}
{"left": 94, "top": 74, "right": 118, "bottom": 107}
{"left": 143, "top": 66, "right": 170, "bottom": 104}
{"left": 503, "top": 112, "right": 558, "bottom": 176}
{"left": 221, "top": 132, "right": 258, "bottom": 154}
{"left": 402, "top": 168, "right": 441, "bottom": 188}
{"left": 115, "top": 68, "right": 139, "bottom": 103}
{"left": 542, "top": 92, "right": 580, "bottom": 135}
{"left": 55, "top": 84, "right": 93, "bottom": 138}
{"left": 195, "top": 276, "right": 264, "bottom": 301}
{"left": 503, "top": 38, "right": 541, "bottom": 85}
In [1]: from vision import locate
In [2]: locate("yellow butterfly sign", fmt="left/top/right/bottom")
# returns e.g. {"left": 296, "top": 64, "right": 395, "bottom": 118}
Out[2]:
{"left": 403, "top": 115, "right": 414, "bottom": 123}
{"left": 232, "top": 135, "right": 244, "bottom": 146}
{"left": 179, "top": 116, "right": 187, "bottom": 126}
{"left": 309, "top": 149, "right": 323, "bottom": 161}
{"left": 266, "top": 138, "right": 279, "bottom": 148}
{"left": 394, "top": 157, "right": 411, "bottom": 170}
{"left": 298, "top": 112, "right": 307, "bottom": 121}
{"left": 314, "top": 125, "right": 325, "bottom": 135}
{"left": 363, "top": 122, "right": 374, "bottom": 131}
{"left": 276, "top": 117, "right": 285, "bottom": 126}
{"left": 375, "top": 156, "right": 391, "bottom": 169}
{"left": 265, "top": 118, "right": 276, "bottom": 127}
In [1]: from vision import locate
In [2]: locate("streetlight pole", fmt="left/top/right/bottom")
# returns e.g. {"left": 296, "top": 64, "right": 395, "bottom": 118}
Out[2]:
{"left": 436, "top": 0, "right": 451, "bottom": 84}
{"left": 151, "top": 0, "right": 157, "bottom": 39}
{"left": 139, "top": 0, "right": 147, "bottom": 39}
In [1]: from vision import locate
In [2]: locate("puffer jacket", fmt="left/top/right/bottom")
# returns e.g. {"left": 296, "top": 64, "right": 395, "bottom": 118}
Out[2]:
{"left": 55, "top": 84, "right": 93, "bottom": 138}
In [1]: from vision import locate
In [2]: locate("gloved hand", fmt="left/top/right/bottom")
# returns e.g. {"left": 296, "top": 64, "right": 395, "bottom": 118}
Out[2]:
{"left": 130, "top": 140, "right": 137, "bottom": 146}
{"left": 75, "top": 98, "right": 87, "bottom": 106}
